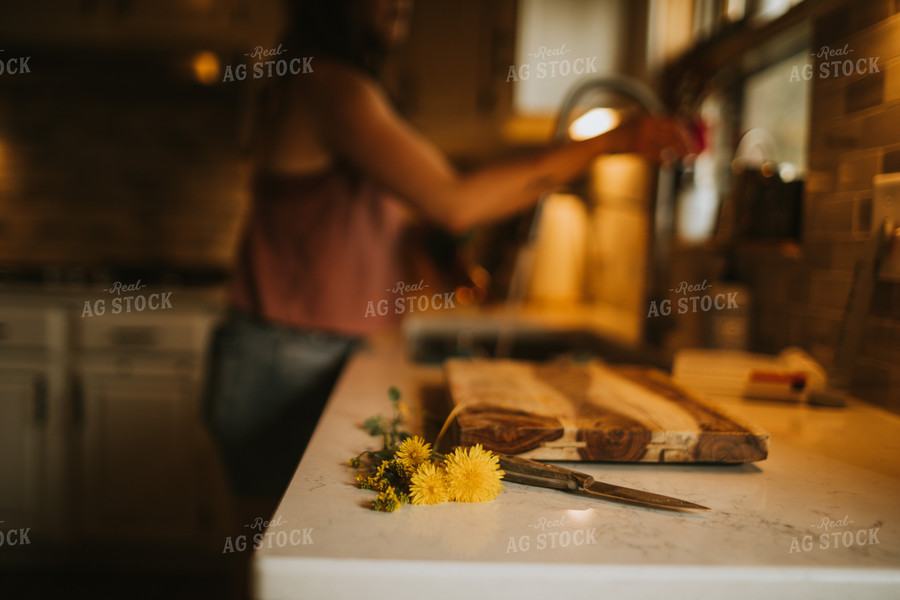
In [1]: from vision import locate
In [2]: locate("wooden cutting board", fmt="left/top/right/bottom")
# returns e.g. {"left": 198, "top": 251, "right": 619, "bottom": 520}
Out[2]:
{"left": 444, "top": 359, "right": 768, "bottom": 463}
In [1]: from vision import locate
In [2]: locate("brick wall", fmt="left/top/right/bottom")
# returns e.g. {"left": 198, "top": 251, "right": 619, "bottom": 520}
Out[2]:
{"left": 752, "top": 0, "right": 900, "bottom": 412}
{"left": 0, "top": 52, "right": 249, "bottom": 275}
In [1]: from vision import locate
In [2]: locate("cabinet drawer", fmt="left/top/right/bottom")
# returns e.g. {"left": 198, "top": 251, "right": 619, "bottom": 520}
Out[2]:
{"left": 0, "top": 306, "right": 66, "bottom": 351}
{"left": 77, "top": 312, "right": 214, "bottom": 353}
{"left": 79, "top": 373, "right": 200, "bottom": 541}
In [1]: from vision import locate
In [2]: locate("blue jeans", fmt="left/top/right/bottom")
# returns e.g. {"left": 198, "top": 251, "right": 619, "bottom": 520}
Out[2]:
{"left": 203, "top": 315, "right": 358, "bottom": 497}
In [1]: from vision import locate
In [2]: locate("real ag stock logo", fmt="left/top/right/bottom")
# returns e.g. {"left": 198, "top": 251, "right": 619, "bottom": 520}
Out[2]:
{"left": 646, "top": 280, "right": 739, "bottom": 318}
{"left": 222, "top": 515, "right": 314, "bottom": 553}
{"left": 506, "top": 514, "right": 599, "bottom": 553}
{"left": 221, "top": 43, "right": 313, "bottom": 82}
{"left": 0, "top": 49, "right": 31, "bottom": 76}
{"left": 363, "top": 279, "right": 456, "bottom": 318}
{"left": 81, "top": 279, "right": 173, "bottom": 318}
{"left": 0, "top": 521, "right": 32, "bottom": 547}
{"left": 788, "top": 515, "right": 881, "bottom": 554}
{"left": 506, "top": 43, "right": 598, "bottom": 82}
{"left": 789, "top": 44, "right": 880, "bottom": 82}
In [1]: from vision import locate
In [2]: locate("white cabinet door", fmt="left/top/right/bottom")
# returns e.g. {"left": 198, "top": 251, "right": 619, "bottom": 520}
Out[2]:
{"left": 80, "top": 373, "right": 199, "bottom": 542}
{"left": 0, "top": 370, "right": 46, "bottom": 531}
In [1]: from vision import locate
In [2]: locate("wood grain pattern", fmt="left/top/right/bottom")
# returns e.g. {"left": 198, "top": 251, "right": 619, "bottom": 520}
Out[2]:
{"left": 445, "top": 359, "right": 769, "bottom": 463}
{"left": 456, "top": 405, "right": 564, "bottom": 455}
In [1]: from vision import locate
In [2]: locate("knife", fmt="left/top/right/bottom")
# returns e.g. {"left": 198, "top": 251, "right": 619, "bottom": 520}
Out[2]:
{"left": 498, "top": 454, "right": 709, "bottom": 511}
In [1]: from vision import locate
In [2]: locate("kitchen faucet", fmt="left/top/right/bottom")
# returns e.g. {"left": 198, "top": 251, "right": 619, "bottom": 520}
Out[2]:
{"left": 499, "top": 75, "right": 676, "bottom": 357}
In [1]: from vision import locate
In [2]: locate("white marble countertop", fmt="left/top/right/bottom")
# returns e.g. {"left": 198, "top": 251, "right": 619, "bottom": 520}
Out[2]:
{"left": 251, "top": 337, "right": 900, "bottom": 599}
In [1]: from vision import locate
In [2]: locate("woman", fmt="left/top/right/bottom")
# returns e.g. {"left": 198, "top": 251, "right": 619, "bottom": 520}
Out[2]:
{"left": 205, "top": 0, "right": 692, "bottom": 502}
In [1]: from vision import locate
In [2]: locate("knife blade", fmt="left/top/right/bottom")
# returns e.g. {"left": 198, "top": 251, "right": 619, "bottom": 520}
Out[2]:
{"left": 498, "top": 453, "right": 709, "bottom": 511}
{"left": 577, "top": 475, "right": 709, "bottom": 511}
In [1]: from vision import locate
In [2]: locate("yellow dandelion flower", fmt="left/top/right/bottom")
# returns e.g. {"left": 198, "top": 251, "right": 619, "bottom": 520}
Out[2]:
{"left": 397, "top": 401, "right": 410, "bottom": 420}
{"left": 372, "top": 486, "right": 402, "bottom": 512}
{"left": 444, "top": 444, "right": 504, "bottom": 503}
{"left": 358, "top": 474, "right": 384, "bottom": 491}
{"left": 395, "top": 436, "right": 432, "bottom": 471}
{"left": 409, "top": 461, "right": 450, "bottom": 505}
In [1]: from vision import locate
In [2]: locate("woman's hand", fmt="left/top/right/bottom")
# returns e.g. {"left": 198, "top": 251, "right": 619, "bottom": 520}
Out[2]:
{"left": 307, "top": 60, "right": 700, "bottom": 232}
{"left": 607, "top": 115, "right": 697, "bottom": 164}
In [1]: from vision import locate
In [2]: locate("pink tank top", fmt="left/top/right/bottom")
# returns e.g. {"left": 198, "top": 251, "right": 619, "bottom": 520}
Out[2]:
{"left": 229, "top": 165, "right": 423, "bottom": 335}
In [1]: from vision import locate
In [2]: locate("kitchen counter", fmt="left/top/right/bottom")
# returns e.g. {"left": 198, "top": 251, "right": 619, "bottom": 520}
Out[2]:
{"left": 402, "top": 304, "right": 662, "bottom": 364}
{"left": 251, "top": 337, "right": 900, "bottom": 599}
{"left": 0, "top": 281, "right": 227, "bottom": 312}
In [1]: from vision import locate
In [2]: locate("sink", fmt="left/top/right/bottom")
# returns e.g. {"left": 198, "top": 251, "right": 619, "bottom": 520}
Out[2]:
{"left": 402, "top": 305, "right": 673, "bottom": 369}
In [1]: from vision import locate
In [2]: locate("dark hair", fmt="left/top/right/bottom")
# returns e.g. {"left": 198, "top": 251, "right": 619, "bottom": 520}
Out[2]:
{"left": 281, "top": 0, "right": 388, "bottom": 77}
{"left": 242, "top": 0, "right": 392, "bottom": 164}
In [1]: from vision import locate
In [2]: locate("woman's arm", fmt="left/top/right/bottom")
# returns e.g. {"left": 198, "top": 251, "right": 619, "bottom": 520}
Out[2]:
{"left": 311, "top": 63, "right": 690, "bottom": 234}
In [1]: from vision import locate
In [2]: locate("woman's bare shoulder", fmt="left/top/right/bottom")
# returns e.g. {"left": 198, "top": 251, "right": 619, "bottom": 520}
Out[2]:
{"left": 293, "top": 58, "right": 386, "bottom": 114}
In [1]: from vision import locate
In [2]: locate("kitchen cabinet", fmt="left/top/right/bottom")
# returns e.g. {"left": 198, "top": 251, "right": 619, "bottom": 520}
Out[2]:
{"left": 0, "top": 291, "right": 226, "bottom": 550}
{"left": 78, "top": 372, "right": 200, "bottom": 542}
{"left": 74, "top": 310, "right": 218, "bottom": 544}
{"left": 394, "top": 0, "right": 517, "bottom": 160}
{"left": 0, "top": 0, "right": 280, "bottom": 51}
{"left": 0, "top": 305, "right": 69, "bottom": 543}
{"left": 0, "top": 369, "right": 47, "bottom": 532}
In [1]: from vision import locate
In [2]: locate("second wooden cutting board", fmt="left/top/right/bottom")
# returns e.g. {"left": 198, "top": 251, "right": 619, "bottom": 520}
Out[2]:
{"left": 444, "top": 359, "right": 768, "bottom": 463}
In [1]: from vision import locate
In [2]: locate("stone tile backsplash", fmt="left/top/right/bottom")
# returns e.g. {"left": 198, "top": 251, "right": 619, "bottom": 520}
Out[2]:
{"left": 0, "top": 53, "right": 249, "bottom": 275}
{"left": 753, "top": 2, "right": 900, "bottom": 412}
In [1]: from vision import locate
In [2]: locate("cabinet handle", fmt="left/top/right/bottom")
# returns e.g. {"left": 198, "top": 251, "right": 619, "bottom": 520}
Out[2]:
{"left": 71, "top": 378, "right": 84, "bottom": 427}
{"left": 33, "top": 374, "right": 47, "bottom": 426}
{"left": 110, "top": 326, "right": 157, "bottom": 348}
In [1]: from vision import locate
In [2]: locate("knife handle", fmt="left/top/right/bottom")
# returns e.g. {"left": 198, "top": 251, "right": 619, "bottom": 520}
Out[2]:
{"left": 498, "top": 454, "right": 579, "bottom": 491}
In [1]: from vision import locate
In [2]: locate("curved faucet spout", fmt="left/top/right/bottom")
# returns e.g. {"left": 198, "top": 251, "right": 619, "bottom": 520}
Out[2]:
{"left": 500, "top": 74, "right": 675, "bottom": 355}
{"left": 553, "top": 75, "right": 666, "bottom": 141}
